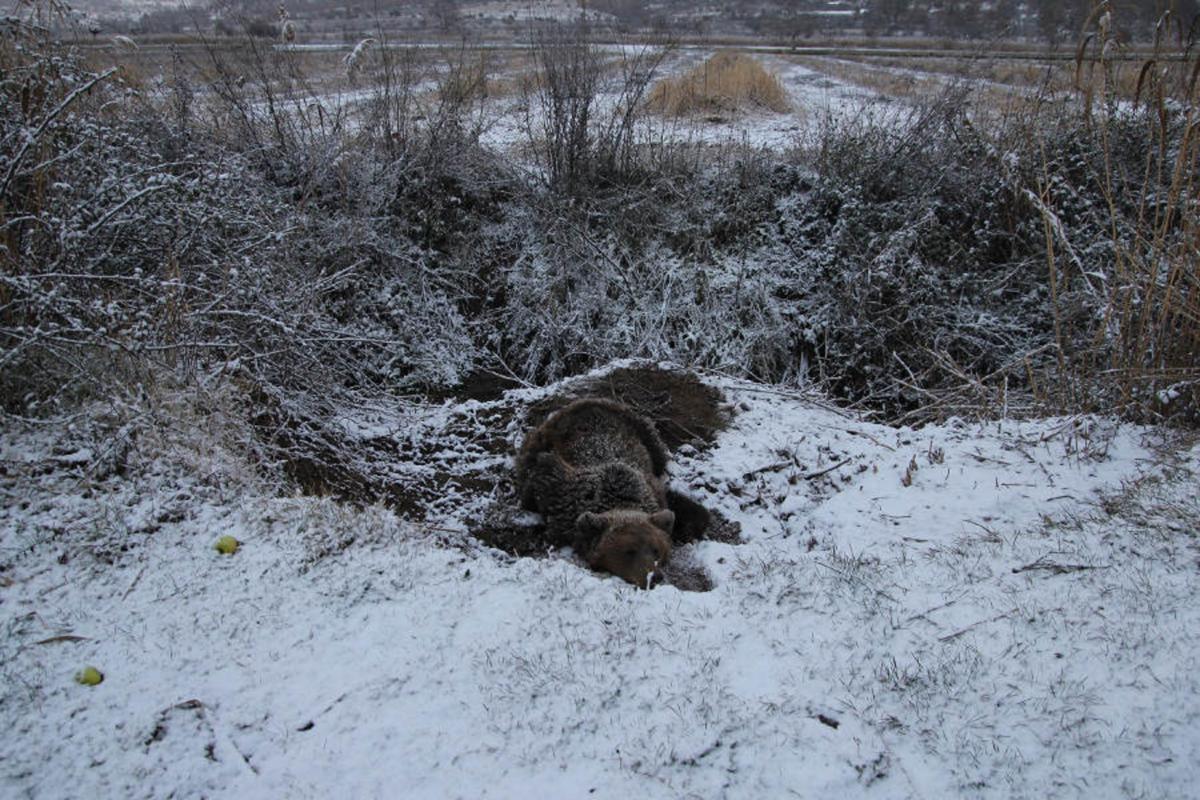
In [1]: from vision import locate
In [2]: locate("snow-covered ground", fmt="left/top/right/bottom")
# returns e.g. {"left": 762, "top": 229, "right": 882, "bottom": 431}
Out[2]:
{"left": 245, "top": 45, "right": 883, "bottom": 152}
{"left": 3, "top": 365, "right": 1198, "bottom": 798}
{"left": 479, "top": 50, "right": 883, "bottom": 152}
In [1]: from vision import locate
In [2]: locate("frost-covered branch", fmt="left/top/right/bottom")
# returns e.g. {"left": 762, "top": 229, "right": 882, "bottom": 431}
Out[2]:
{"left": 0, "top": 67, "right": 118, "bottom": 199}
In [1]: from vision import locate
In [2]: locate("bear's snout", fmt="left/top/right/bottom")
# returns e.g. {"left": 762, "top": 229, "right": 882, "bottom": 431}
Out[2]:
{"left": 587, "top": 524, "right": 672, "bottom": 589}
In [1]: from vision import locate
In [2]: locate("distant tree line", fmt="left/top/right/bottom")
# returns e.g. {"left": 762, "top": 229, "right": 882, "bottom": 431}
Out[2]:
{"left": 101, "top": 0, "right": 1200, "bottom": 42}
{"left": 861, "top": 0, "right": 1200, "bottom": 42}
{"left": 105, "top": 0, "right": 449, "bottom": 36}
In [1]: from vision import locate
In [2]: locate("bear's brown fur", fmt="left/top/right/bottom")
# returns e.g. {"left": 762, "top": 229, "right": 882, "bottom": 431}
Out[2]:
{"left": 516, "top": 398, "right": 676, "bottom": 587}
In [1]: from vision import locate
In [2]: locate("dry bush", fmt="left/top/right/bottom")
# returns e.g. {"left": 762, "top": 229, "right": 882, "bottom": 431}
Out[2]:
{"left": 644, "top": 51, "right": 790, "bottom": 117}
{"left": 436, "top": 48, "right": 490, "bottom": 105}
{"left": 781, "top": 90, "right": 1060, "bottom": 422}
{"left": 790, "top": 24, "right": 1198, "bottom": 423}
{"left": 526, "top": 27, "right": 602, "bottom": 194}
{"left": 524, "top": 25, "right": 672, "bottom": 194}
{"left": 437, "top": 49, "right": 538, "bottom": 102}
{"left": 0, "top": 11, "right": 498, "bottom": 415}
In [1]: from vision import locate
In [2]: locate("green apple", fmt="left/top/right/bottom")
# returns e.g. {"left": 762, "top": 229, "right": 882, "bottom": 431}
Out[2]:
{"left": 214, "top": 535, "right": 240, "bottom": 555}
{"left": 75, "top": 666, "right": 103, "bottom": 686}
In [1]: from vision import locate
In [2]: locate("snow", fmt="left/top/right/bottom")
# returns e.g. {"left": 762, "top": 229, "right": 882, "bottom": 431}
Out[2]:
{"left": 2, "top": 367, "right": 1199, "bottom": 798}
{"left": 479, "top": 50, "right": 883, "bottom": 153}
{"left": 249, "top": 46, "right": 882, "bottom": 153}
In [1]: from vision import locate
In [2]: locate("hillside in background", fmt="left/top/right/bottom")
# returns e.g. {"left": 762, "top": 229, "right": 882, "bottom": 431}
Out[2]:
{"left": 73, "top": 0, "right": 1200, "bottom": 45}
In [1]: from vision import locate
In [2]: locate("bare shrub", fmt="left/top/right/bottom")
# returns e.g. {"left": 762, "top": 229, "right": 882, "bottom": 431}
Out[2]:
{"left": 0, "top": 17, "right": 497, "bottom": 421}
{"left": 527, "top": 25, "right": 601, "bottom": 193}
{"left": 524, "top": 23, "right": 671, "bottom": 194}
{"left": 758, "top": 90, "right": 1066, "bottom": 421}
{"left": 437, "top": 46, "right": 490, "bottom": 106}
{"left": 200, "top": 34, "right": 352, "bottom": 192}
{"left": 486, "top": 196, "right": 800, "bottom": 383}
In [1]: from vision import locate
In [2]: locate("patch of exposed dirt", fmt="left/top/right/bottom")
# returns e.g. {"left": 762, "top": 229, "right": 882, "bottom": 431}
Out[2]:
{"left": 658, "top": 554, "right": 714, "bottom": 593}
{"left": 429, "top": 370, "right": 525, "bottom": 403}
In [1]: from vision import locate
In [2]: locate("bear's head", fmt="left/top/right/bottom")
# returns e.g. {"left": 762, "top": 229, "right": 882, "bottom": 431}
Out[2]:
{"left": 576, "top": 509, "right": 674, "bottom": 588}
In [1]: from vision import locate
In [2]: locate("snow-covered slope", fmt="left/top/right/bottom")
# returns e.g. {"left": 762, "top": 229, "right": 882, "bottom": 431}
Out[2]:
{"left": 2, "top": 368, "right": 1198, "bottom": 798}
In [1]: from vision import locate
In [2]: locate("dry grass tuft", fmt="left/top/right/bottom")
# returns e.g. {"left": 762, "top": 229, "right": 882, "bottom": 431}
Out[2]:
{"left": 1038, "top": 13, "right": 1200, "bottom": 421}
{"left": 645, "top": 51, "right": 790, "bottom": 117}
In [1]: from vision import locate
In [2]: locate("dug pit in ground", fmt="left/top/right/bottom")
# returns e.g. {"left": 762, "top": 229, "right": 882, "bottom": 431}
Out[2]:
{"left": 471, "top": 366, "right": 741, "bottom": 591}
{"left": 512, "top": 382, "right": 738, "bottom": 588}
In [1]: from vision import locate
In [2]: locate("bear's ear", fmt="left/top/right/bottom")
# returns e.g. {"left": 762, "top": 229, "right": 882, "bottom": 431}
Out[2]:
{"left": 576, "top": 512, "right": 608, "bottom": 537}
{"left": 649, "top": 510, "right": 675, "bottom": 535}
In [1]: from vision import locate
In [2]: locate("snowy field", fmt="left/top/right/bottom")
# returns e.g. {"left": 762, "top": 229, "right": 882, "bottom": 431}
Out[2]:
{"left": 250, "top": 44, "right": 885, "bottom": 152}
{"left": 478, "top": 49, "right": 885, "bottom": 152}
{"left": 3, "top": 364, "right": 1198, "bottom": 798}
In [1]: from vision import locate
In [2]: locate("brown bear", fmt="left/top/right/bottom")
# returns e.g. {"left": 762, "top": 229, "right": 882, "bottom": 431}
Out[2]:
{"left": 516, "top": 398, "right": 676, "bottom": 587}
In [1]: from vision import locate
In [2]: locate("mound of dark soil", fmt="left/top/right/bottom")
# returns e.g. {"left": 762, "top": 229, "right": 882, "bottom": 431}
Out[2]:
{"left": 525, "top": 365, "right": 732, "bottom": 451}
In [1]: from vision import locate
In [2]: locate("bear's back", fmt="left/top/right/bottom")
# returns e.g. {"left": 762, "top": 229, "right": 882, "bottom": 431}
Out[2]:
{"left": 515, "top": 398, "right": 671, "bottom": 536}
{"left": 552, "top": 404, "right": 656, "bottom": 475}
